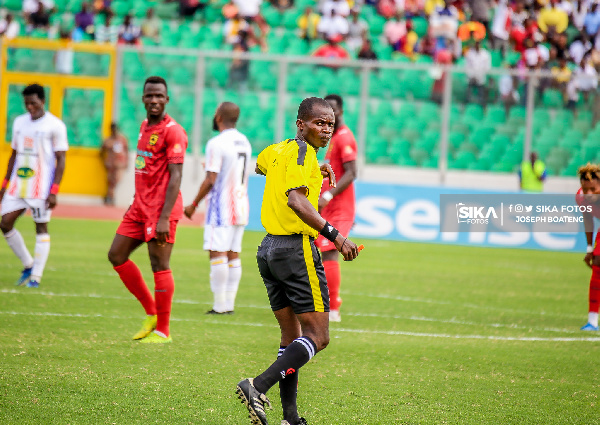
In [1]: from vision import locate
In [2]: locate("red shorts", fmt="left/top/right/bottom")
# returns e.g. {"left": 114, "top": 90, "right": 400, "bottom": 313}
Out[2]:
{"left": 116, "top": 215, "right": 179, "bottom": 244}
{"left": 315, "top": 219, "right": 354, "bottom": 252}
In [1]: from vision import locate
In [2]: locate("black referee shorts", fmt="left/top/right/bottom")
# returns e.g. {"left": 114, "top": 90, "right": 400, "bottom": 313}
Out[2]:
{"left": 257, "top": 234, "right": 329, "bottom": 314}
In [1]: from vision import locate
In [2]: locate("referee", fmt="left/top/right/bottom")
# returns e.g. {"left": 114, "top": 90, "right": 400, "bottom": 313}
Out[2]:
{"left": 236, "top": 97, "right": 360, "bottom": 425}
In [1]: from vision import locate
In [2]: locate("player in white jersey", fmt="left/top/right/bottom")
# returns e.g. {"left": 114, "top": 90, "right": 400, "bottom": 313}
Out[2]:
{"left": 185, "top": 102, "right": 252, "bottom": 314}
{"left": 0, "top": 84, "right": 68, "bottom": 288}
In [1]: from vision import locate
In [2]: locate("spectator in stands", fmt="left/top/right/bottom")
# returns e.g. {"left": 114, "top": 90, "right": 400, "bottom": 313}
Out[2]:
{"left": 551, "top": 57, "right": 572, "bottom": 99}
{"left": 430, "top": 48, "right": 453, "bottom": 103}
{"left": 0, "top": 13, "right": 20, "bottom": 40}
{"left": 584, "top": 2, "right": 600, "bottom": 38}
{"left": 417, "top": 29, "right": 437, "bottom": 56}
{"left": 522, "top": 38, "right": 548, "bottom": 69}
{"left": 424, "top": 0, "right": 444, "bottom": 16}
{"left": 318, "top": 9, "right": 349, "bottom": 41}
{"left": 297, "top": 6, "right": 321, "bottom": 44}
{"left": 23, "top": 0, "right": 54, "bottom": 20}
{"left": 429, "top": 0, "right": 460, "bottom": 49}
{"left": 74, "top": 2, "right": 96, "bottom": 39}
{"left": 93, "top": 0, "right": 111, "bottom": 14}
{"left": 383, "top": 13, "right": 407, "bottom": 47}
{"left": 550, "top": 31, "right": 570, "bottom": 60}
{"left": 223, "top": 13, "right": 250, "bottom": 45}
{"left": 222, "top": 0, "right": 239, "bottom": 19}
{"left": 499, "top": 62, "right": 520, "bottom": 117}
{"left": 322, "top": 0, "right": 351, "bottom": 18}
{"left": 312, "top": 35, "right": 350, "bottom": 68}
{"left": 228, "top": 29, "right": 251, "bottom": 91}
{"left": 395, "top": 19, "right": 419, "bottom": 57}
{"left": 55, "top": 29, "right": 74, "bottom": 75}
{"left": 467, "top": 0, "right": 491, "bottom": 35}
{"left": 570, "top": 34, "right": 592, "bottom": 65}
{"left": 538, "top": 0, "right": 569, "bottom": 34}
{"left": 168, "top": 0, "right": 207, "bottom": 18}
{"left": 378, "top": 0, "right": 398, "bottom": 19}
{"left": 357, "top": 37, "right": 378, "bottom": 60}
{"left": 491, "top": 0, "right": 510, "bottom": 53}
{"left": 96, "top": 11, "right": 119, "bottom": 43}
{"left": 572, "top": 0, "right": 589, "bottom": 32}
{"left": 465, "top": 40, "right": 491, "bottom": 106}
{"left": 398, "top": 0, "right": 426, "bottom": 18}
{"left": 271, "top": 0, "right": 294, "bottom": 11}
{"left": 233, "top": 0, "right": 268, "bottom": 36}
{"left": 519, "top": 152, "right": 546, "bottom": 193}
{"left": 118, "top": 14, "right": 141, "bottom": 45}
{"left": 346, "top": 9, "right": 368, "bottom": 53}
{"left": 141, "top": 8, "right": 161, "bottom": 43}
{"left": 572, "top": 54, "right": 598, "bottom": 102}
{"left": 28, "top": 1, "right": 52, "bottom": 31}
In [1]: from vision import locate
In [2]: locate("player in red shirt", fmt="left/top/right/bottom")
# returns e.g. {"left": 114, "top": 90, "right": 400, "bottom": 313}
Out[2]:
{"left": 107, "top": 76, "right": 187, "bottom": 343}
{"left": 315, "top": 94, "right": 358, "bottom": 322}
{"left": 575, "top": 163, "right": 600, "bottom": 331}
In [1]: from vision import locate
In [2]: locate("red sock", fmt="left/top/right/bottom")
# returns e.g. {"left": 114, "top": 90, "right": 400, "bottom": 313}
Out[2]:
{"left": 323, "top": 260, "right": 342, "bottom": 311}
{"left": 114, "top": 260, "right": 156, "bottom": 315}
{"left": 589, "top": 266, "right": 600, "bottom": 313}
{"left": 154, "top": 270, "right": 175, "bottom": 336}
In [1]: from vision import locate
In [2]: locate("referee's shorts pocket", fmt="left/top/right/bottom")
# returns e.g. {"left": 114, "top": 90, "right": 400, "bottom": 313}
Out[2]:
{"left": 269, "top": 247, "right": 298, "bottom": 281}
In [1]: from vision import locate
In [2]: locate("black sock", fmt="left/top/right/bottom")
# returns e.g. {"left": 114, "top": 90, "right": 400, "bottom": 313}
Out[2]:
{"left": 278, "top": 346, "right": 300, "bottom": 424}
{"left": 253, "top": 336, "right": 317, "bottom": 395}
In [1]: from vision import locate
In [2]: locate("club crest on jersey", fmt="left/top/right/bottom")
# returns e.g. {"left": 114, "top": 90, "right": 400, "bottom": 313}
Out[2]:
{"left": 149, "top": 133, "right": 159, "bottom": 146}
{"left": 16, "top": 167, "right": 35, "bottom": 178}
{"left": 135, "top": 156, "right": 146, "bottom": 170}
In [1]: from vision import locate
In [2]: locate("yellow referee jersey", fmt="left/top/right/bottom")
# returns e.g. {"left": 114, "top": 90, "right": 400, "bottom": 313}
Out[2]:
{"left": 257, "top": 138, "right": 323, "bottom": 238}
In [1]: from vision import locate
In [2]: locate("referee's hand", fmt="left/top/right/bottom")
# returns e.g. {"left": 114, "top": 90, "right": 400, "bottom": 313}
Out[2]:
{"left": 334, "top": 234, "right": 359, "bottom": 261}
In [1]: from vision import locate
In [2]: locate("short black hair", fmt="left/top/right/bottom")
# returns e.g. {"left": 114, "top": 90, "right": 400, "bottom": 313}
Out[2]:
{"left": 297, "top": 97, "right": 332, "bottom": 121}
{"left": 324, "top": 94, "right": 343, "bottom": 108}
{"left": 22, "top": 84, "right": 45, "bottom": 101}
{"left": 144, "top": 76, "right": 168, "bottom": 92}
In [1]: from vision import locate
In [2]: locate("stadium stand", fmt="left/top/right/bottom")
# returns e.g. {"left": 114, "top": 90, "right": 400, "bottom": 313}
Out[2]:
{"left": 2, "top": 0, "right": 599, "bottom": 176}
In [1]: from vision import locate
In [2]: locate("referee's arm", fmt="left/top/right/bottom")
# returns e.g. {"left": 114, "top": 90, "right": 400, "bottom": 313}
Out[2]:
{"left": 288, "top": 188, "right": 359, "bottom": 261}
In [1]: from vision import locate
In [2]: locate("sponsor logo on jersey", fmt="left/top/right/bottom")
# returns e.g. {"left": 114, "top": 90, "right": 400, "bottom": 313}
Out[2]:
{"left": 135, "top": 156, "right": 146, "bottom": 170}
{"left": 136, "top": 149, "right": 153, "bottom": 158}
{"left": 16, "top": 167, "right": 35, "bottom": 178}
{"left": 24, "top": 137, "right": 34, "bottom": 150}
{"left": 149, "top": 133, "right": 159, "bottom": 146}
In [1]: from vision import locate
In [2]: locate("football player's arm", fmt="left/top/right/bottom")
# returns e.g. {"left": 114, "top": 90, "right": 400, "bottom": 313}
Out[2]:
{"left": 319, "top": 160, "right": 355, "bottom": 210}
{"left": 255, "top": 164, "right": 266, "bottom": 175}
{"left": 46, "top": 151, "right": 66, "bottom": 209}
{"left": 584, "top": 212, "right": 594, "bottom": 268}
{"left": 288, "top": 188, "right": 359, "bottom": 261}
{"left": 184, "top": 171, "right": 218, "bottom": 219}
{"left": 0, "top": 150, "right": 17, "bottom": 203}
{"left": 156, "top": 163, "right": 183, "bottom": 244}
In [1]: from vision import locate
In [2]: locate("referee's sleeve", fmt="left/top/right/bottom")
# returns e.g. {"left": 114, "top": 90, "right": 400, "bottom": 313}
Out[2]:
{"left": 256, "top": 146, "right": 269, "bottom": 175}
{"left": 284, "top": 150, "right": 309, "bottom": 196}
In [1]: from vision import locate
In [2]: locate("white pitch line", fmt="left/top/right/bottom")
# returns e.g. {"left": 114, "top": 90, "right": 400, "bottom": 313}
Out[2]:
{"left": 1, "top": 310, "right": 599, "bottom": 342}
{"left": 346, "top": 291, "right": 581, "bottom": 319}
{"left": 0, "top": 288, "right": 585, "bottom": 333}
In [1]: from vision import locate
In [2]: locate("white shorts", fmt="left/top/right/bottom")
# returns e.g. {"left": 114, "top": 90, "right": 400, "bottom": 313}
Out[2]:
{"left": 1, "top": 194, "right": 52, "bottom": 223}
{"left": 203, "top": 224, "right": 245, "bottom": 253}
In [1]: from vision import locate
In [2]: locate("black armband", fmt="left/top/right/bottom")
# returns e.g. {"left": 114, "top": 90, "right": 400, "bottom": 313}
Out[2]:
{"left": 320, "top": 221, "right": 339, "bottom": 242}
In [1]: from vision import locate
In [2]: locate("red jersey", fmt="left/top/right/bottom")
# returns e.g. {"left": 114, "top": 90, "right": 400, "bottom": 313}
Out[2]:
{"left": 128, "top": 114, "right": 187, "bottom": 222}
{"left": 576, "top": 187, "right": 600, "bottom": 220}
{"left": 320, "top": 125, "right": 357, "bottom": 221}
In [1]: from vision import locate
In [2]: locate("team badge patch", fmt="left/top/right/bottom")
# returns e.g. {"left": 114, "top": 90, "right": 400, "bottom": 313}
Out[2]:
{"left": 149, "top": 133, "right": 159, "bottom": 146}
{"left": 173, "top": 143, "right": 182, "bottom": 153}
{"left": 135, "top": 156, "right": 146, "bottom": 169}
{"left": 16, "top": 167, "right": 35, "bottom": 178}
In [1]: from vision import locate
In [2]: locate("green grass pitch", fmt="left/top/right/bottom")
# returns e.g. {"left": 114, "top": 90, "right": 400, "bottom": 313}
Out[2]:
{"left": 1, "top": 218, "right": 599, "bottom": 424}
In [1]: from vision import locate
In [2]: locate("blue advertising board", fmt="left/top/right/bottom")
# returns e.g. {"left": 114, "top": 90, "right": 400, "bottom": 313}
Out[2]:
{"left": 247, "top": 176, "right": 588, "bottom": 252}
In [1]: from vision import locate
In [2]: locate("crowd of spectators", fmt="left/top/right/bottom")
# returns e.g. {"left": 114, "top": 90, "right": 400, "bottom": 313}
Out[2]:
{"left": 1, "top": 0, "right": 599, "bottom": 108}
